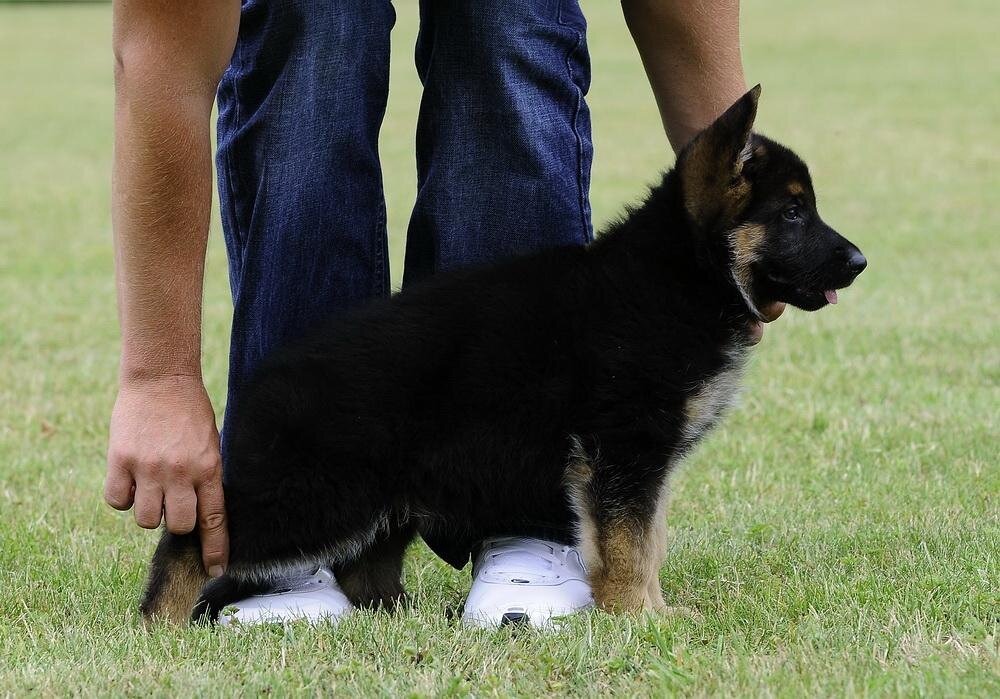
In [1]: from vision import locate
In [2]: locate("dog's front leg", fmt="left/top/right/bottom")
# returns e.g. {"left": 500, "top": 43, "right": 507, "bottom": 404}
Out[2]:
{"left": 565, "top": 443, "right": 668, "bottom": 614}
{"left": 644, "top": 485, "right": 671, "bottom": 611}
{"left": 590, "top": 516, "right": 662, "bottom": 612}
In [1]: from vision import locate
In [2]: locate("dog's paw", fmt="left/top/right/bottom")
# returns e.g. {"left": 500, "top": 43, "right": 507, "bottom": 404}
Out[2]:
{"left": 643, "top": 591, "right": 668, "bottom": 613}
{"left": 642, "top": 588, "right": 703, "bottom": 620}
{"left": 658, "top": 604, "right": 704, "bottom": 621}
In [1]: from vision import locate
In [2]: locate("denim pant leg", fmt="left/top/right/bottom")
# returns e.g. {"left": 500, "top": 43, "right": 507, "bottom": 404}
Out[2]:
{"left": 404, "top": 0, "right": 594, "bottom": 286}
{"left": 408, "top": 0, "right": 594, "bottom": 568}
{"left": 217, "top": 0, "right": 395, "bottom": 470}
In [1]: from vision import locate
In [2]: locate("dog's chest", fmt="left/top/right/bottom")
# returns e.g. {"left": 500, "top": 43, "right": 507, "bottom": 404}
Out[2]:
{"left": 680, "top": 347, "right": 748, "bottom": 447}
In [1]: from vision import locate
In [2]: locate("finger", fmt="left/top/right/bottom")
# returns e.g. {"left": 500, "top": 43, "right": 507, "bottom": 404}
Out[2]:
{"left": 746, "top": 320, "right": 764, "bottom": 346}
{"left": 163, "top": 487, "right": 198, "bottom": 534}
{"left": 104, "top": 461, "right": 136, "bottom": 511}
{"left": 133, "top": 482, "right": 164, "bottom": 529}
{"left": 196, "top": 480, "right": 228, "bottom": 577}
{"left": 759, "top": 301, "right": 787, "bottom": 323}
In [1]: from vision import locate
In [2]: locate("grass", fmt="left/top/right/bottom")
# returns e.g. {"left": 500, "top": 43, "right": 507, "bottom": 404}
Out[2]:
{"left": 1, "top": 1, "right": 998, "bottom": 695}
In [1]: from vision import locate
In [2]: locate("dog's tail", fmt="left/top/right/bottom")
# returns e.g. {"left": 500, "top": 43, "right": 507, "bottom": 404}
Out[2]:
{"left": 139, "top": 530, "right": 209, "bottom": 625}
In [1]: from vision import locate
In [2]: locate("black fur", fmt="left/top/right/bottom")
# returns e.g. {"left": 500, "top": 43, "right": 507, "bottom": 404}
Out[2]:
{"left": 142, "top": 87, "right": 866, "bottom": 621}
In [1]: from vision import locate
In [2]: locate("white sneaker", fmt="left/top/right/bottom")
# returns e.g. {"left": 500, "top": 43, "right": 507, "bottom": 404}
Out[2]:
{"left": 219, "top": 566, "right": 353, "bottom": 627}
{"left": 461, "top": 537, "right": 594, "bottom": 629}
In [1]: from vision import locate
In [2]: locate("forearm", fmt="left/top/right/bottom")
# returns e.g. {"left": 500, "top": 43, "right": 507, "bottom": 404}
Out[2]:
{"left": 622, "top": 0, "right": 747, "bottom": 152}
{"left": 113, "top": 92, "right": 213, "bottom": 381}
{"left": 111, "top": 0, "right": 239, "bottom": 382}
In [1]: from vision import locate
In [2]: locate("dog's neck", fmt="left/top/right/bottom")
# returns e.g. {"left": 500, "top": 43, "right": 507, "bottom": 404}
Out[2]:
{"left": 591, "top": 169, "right": 756, "bottom": 340}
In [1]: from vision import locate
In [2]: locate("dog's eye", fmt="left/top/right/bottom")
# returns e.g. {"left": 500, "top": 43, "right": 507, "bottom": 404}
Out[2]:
{"left": 782, "top": 206, "right": 803, "bottom": 222}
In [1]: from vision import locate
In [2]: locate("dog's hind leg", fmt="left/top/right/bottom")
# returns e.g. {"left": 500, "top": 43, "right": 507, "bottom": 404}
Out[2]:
{"left": 187, "top": 518, "right": 416, "bottom": 623}
{"left": 139, "top": 530, "right": 282, "bottom": 625}
{"left": 190, "top": 574, "right": 271, "bottom": 624}
{"left": 188, "top": 521, "right": 414, "bottom": 623}
{"left": 140, "top": 531, "right": 210, "bottom": 625}
{"left": 334, "top": 520, "right": 416, "bottom": 610}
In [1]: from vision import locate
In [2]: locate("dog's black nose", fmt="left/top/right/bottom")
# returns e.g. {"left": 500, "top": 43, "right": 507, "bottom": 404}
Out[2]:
{"left": 846, "top": 249, "right": 867, "bottom": 275}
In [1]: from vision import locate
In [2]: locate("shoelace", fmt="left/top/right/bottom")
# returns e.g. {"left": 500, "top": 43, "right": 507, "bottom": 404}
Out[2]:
{"left": 479, "top": 538, "right": 575, "bottom": 579}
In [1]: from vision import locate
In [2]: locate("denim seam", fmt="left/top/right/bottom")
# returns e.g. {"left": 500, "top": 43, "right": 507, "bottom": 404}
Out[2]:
{"left": 221, "top": 39, "right": 246, "bottom": 276}
{"left": 556, "top": 0, "right": 570, "bottom": 26}
{"left": 557, "top": 1, "right": 592, "bottom": 244}
{"left": 373, "top": 175, "right": 388, "bottom": 296}
{"left": 565, "top": 35, "right": 592, "bottom": 243}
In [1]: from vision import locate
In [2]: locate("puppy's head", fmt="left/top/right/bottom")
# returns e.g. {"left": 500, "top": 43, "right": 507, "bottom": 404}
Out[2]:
{"left": 677, "top": 85, "right": 867, "bottom": 316}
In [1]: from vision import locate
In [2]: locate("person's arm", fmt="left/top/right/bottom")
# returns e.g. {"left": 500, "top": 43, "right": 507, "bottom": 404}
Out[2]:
{"left": 623, "top": 0, "right": 785, "bottom": 333}
{"left": 622, "top": 0, "right": 747, "bottom": 152}
{"left": 105, "top": 0, "right": 240, "bottom": 577}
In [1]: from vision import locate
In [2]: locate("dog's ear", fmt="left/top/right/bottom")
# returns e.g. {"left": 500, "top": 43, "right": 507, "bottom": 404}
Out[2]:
{"left": 677, "top": 84, "right": 761, "bottom": 229}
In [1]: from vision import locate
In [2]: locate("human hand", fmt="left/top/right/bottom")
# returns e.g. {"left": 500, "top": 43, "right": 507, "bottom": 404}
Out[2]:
{"left": 104, "top": 374, "right": 228, "bottom": 577}
{"left": 747, "top": 301, "right": 786, "bottom": 345}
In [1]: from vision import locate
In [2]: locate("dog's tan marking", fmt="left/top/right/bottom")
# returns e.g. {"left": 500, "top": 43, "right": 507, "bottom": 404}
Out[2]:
{"left": 681, "top": 138, "right": 754, "bottom": 228}
{"left": 590, "top": 519, "right": 664, "bottom": 613}
{"left": 728, "top": 223, "right": 767, "bottom": 319}
{"left": 683, "top": 355, "right": 747, "bottom": 446}
{"left": 565, "top": 440, "right": 661, "bottom": 612}
{"left": 142, "top": 546, "right": 208, "bottom": 625}
{"left": 644, "top": 479, "right": 707, "bottom": 619}
{"left": 680, "top": 136, "right": 717, "bottom": 225}
{"left": 564, "top": 439, "right": 600, "bottom": 578}
{"left": 566, "top": 438, "right": 684, "bottom": 613}
{"left": 787, "top": 181, "right": 805, "bottom": 196}
{"left": 645, "top": 479, "right": 671, "bottom": 610}
{"left": 680, "top": 86, "right": 759, "bottom": 227}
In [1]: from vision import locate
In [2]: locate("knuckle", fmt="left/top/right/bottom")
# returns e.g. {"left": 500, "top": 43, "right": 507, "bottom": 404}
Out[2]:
{"left": 195, "top": 456, "right": 222, "bottom": 481}
{"left": 131, "top": 457, "right": 161, "bottom": 481}
{"left": 200, "top": 511, "right": 226, "bottom": 532}
{"left": 169, "top": 460, "right": 190, "bottom": 481}
{"left": 106, "top": 447, "right": 129, "bottom": 467}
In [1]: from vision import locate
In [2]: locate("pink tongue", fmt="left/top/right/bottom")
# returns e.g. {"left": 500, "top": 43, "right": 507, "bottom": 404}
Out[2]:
{"left": 824, "top": 289, "right": 839, "bottom": 305}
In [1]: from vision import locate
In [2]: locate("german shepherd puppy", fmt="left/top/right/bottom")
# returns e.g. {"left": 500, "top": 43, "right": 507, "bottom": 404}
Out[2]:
{"left": 140, "top": 86, "right": 866, "bottom": 624}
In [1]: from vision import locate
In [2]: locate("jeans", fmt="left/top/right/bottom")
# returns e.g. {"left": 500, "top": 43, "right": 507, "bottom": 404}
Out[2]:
{"left": 217, "top": 0, "right": 593, "bottom": 568}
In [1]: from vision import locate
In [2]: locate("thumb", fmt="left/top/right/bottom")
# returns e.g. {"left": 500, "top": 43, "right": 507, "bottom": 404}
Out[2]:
{"left": 195, "top": 480, "right": 229, "bottom": 577}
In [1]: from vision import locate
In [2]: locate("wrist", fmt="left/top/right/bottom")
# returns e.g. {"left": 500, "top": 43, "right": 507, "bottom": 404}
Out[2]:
{"left": 118, "top": 333, "right": 203, "bottom": 385}
{"left": 118, "top": 359, "right": 203, "bottom": 387}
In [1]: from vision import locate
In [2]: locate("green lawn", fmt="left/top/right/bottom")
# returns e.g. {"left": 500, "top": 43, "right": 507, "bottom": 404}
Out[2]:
{"left": 1, "top": 1, "right": 998, "bottom": 696}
